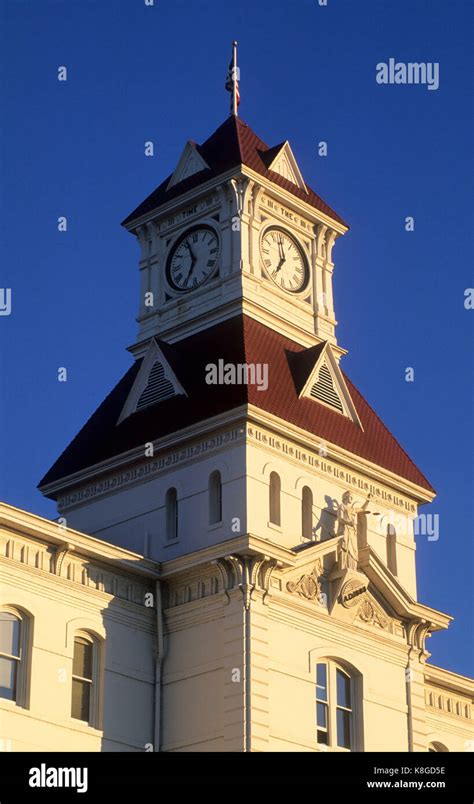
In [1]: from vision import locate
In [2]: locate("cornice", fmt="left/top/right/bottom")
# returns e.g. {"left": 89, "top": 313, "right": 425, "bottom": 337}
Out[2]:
{"left": 0, "top": 503, "right": 160, "bottom": 579}
{"left": 160, "top": 533, "right": 298, "bottom": 579}
{"left": 424, "top": 664, "right": 474, "bottom": 697}
{"left": 122, "top": 167, "right": 243, "bottom": 232}
{"left": 358, "top": 547, "right": 451, "bottom": 632}
{"left": 0, "top": 564, "right": 155, "bottom": 633}
{"left": 246, "top": 407, "right": 435, "bottom": 505}
{"left": 39, "top": 410, "right": 248, "bottom": 502}
{"left": 241, "top": 165, "right": 348, "bottom": 234}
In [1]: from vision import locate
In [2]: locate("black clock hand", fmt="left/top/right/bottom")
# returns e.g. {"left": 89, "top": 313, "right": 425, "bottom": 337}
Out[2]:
{"left": 273, "top": 256, "right": 286, "bottom": 275}
{"left": 184, "top": 240, "right": 197, "bottom": 263}
{"left": 183, "top": 241, "right": 198, "bottom": 282}
{"left": 277, "top": 234, "right": 284, "bottom": 261}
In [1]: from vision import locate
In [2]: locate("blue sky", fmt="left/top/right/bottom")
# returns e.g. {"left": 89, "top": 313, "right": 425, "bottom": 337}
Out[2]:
{"left": 0, "top": 0, "right": 472, "bottom": 676}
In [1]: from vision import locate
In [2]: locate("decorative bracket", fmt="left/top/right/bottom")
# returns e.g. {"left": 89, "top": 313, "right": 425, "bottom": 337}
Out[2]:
{"left": 54, "top": 543, "right": 74, "bottom": 576}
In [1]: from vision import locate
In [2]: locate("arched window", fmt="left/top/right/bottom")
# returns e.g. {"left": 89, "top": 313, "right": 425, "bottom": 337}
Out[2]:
{"left": 166, "top": 487, "right": 178, "bottom": 541}
{"left": 429, "top": 742, "right": 449, "bottom": 752}
{"left": 209, "top": 471, "right": 222, "bottom": 525}
{"left": 71, "top": 634, "right": 99, "bottom": 726}
{"left": 0, "top": 608, "right": 30, "bottom": 706}
{"left": 386, "top": 525, "right": 397, "bottom": 576}
{"left": 269, "top": 472, "right": 281, "bottom": 526}
{"left": 316, "top": 661, "right": 358, "bottom": 751}
{"left": 302, "top": 486, "right": 313, "bottom": 540}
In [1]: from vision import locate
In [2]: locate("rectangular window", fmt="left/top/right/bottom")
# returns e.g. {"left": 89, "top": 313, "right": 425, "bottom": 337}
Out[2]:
{"left": 71, "top": 678, "right": 91, "bottom": 722}
{"left": 336, "top": 708, "right": 352, "bottom": 749}
{"left": 336, "top": 669, "right": 353, "bottom": 749}
{"left": 71, "top": 637, "right": 94, "bottom": 723}
{"left": 0, "top": 656, "right": 18, "bottom": 701}
{"left": 0, "top": 613, "right": 21, "bottom": 702}
{"left": 316, "top": 663, "right": 329, "bottom": 744}
{"left": 316, "top": 663, "right": 356, "bottom": 751}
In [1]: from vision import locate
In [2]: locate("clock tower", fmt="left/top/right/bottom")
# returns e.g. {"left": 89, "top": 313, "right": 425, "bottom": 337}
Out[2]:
{"left": 37, "top": 69, "right": 470, "bottom": 753}
{"left": 121, "top": 112, "right": 347, "bottom": 360}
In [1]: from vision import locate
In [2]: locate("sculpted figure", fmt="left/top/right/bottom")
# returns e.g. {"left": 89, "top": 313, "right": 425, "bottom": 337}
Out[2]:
{"left": 336, "top": 491, "right": 373, "bottom": 570}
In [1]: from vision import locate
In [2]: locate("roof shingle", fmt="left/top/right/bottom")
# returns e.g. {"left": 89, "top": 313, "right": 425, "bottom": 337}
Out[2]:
{"left": 122, "top": 116, "right": 347, "bottom": 227}
{"left": 39, "top": 316, "right": 433, "bottom": 494}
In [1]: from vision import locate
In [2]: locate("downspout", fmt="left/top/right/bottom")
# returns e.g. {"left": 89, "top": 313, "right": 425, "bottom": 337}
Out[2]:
{"left": 154, "top": 580, "right": 164, "bottom": 753}
{"left": 243, "top": 565, "right": 251, "bottom": 753}
{"left": 406, "top": 645, "right": 415, "bottom": 753}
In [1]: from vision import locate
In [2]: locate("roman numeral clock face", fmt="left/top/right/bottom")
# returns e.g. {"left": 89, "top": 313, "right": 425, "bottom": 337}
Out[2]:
{"left": 166, "top": 225, "right": 220, "bottom": 292}
{"left": 260, "top": 228, "right": 309, "bottom": 293}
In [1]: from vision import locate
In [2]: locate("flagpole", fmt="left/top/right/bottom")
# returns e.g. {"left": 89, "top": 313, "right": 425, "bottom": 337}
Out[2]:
{"left": 232, "top": 40, "right": 238, "bottom": 117}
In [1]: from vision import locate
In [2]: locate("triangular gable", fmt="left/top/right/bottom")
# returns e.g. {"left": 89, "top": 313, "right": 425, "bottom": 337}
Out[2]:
{"left": 167, "top": 141, "right": 210, "bottom": 190}
{"left": 283, "top": 540, "right": 450, "bottom": 637}
{"left": 122, "top": 117, "right": 347, "bottom": 228}
{"left": 117, "top": 339, "right": 186, "bottom": 423}
{"left": 265, "top": 141, "right": 307, "bottom": 193}
{"left": 298, "top": 343, "right": 362, "bottom": 427}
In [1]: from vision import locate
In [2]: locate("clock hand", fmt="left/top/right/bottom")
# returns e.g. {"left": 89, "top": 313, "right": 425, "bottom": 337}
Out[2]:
{"left": 277, "top": 234, "right": 284, "bottom": 261}
{"left": 183, "top": 243, "right": 198, "bottom": 285}
{"left": 274, "top": 256, "right": 286, "bottom": 274}
{"left": 186, "top": 257, "right": 197, "bottom": 284}
{"left": 184, "top": 241, "right": 197, "bottom": 262}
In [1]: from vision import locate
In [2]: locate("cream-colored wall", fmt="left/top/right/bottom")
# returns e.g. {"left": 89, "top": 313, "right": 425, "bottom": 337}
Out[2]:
{"left": 265, "top": 592, "right": 410, "bottom": 752}
{"left": 1, "top": 506, "right": 471, "bottom": 754}
{"left": 61, "top": 441, "right": 247, "bottom": 563}
{"left": 425, "top": 716, "right": 471, "bottom": 753}
{"left": 246, "top": 439, "right": 418, "bottom": 597}
{"left": 423, "top": 677, "right": 473, "bottom": 753}
{"left": 0, "top": 527, "right": 156, "bottom": 753}
{"left": 162, "top": 609, "right": 225, "bottom": 751}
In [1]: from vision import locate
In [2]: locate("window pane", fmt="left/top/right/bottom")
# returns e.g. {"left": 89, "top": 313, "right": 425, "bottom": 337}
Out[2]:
{"left": 269, "top": 473, "right": 281, "bottom": 526}
{"left": 316, "top": 702, "right": 327, "bottom": 728}
{"left": 166, "top": 488, "right": 178, "bottom": 540}
{"left": 316, "top": 663, "right": 327, "bottom": 700}
{"left": 0, "top": 614, "right": 20, "bottom": 658}
{"left": 336, "top": 669, "right": 351, "bottom": 709}
{"left": 0, "top": 657, "right": 17, "bottom": 701}
{"left": 209, "top": 472, "right": 222, "bottom": 524}
{"left": 317, "top": 729, "right": 329, "bottom": 745}
{"left": 302, "top": 486, "right": 313, "bottom": 539}
{"left": 71, "top": 678, "right": 91, "bottom": 722}
{"left": 337, "top": 708, "right": 352, "bottom": 749}
{"left": 73, "top": 638, "right": 93, "bottom": 680}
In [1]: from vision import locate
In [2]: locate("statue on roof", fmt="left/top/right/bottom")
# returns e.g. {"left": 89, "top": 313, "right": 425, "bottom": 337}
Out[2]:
{"left": 336, "top": 491, "right": 374, "bottom": 570}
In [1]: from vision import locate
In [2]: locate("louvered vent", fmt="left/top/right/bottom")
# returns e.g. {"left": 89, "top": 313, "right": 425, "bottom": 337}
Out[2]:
{"left": 310, "top": 363, "right": 344, "bottom": 413}
{"left": 136, "top": 361, "right": 176, "bottom": 410}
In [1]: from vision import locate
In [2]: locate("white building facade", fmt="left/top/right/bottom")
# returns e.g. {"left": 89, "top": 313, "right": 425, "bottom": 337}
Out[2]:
{"left": 1, "top": 114, "right": 472, "bottom": 752}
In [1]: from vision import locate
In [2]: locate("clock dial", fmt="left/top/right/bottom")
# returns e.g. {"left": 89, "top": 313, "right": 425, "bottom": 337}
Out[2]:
{"left": 260, "top": 228, "right": 309, "bottom": 293}
{"left": 166, "top": 225, "right": 220, "bottom": 292}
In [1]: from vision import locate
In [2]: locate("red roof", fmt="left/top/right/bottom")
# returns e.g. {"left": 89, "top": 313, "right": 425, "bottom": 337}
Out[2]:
{"left": 122, "top": 116, "right": 347, "bottom": 227}
{"left": 39, "top": 316, "right": 433, "bottom": 494}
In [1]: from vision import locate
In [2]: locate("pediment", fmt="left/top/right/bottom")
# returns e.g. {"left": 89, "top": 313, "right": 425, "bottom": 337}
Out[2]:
{"left": 281, "top": 548, "right": 406, "bottom": 639}
{"left": 167, "top": 140, "right": 210, "bottom": 189}
{"left": 117, "top": 338, "right": 186, "bottom": 423}
{"left": 289, "top": 342, "right": 362, "bottom": 426}
{"left": 265, "top": 141, "right": 308, "bottom": 192}
{"left": 354, "top": 590, "right": 401, "bottom": 634}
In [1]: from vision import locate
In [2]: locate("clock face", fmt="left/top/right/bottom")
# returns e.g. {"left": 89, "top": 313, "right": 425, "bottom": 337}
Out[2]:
{"left": 260, "top": 227, "right": 309, "bottom": 293}
{"left": 166, "top": 225, "right": 220, "bottom": 292}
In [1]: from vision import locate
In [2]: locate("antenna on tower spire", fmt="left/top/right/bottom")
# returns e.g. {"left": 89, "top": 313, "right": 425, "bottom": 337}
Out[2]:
{"left": 225, "top": 40, "right": 240, "bottom": 116}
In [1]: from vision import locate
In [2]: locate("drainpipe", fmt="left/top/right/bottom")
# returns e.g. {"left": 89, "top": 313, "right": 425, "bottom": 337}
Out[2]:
{"left": 242, "top": 561, "right": 251, "bottom": 753}
{"left": 406, "top": 648, "right": 414, "bottom": 753}
{"left": 154, "top": 580, "right": 164, "bottom": 752}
